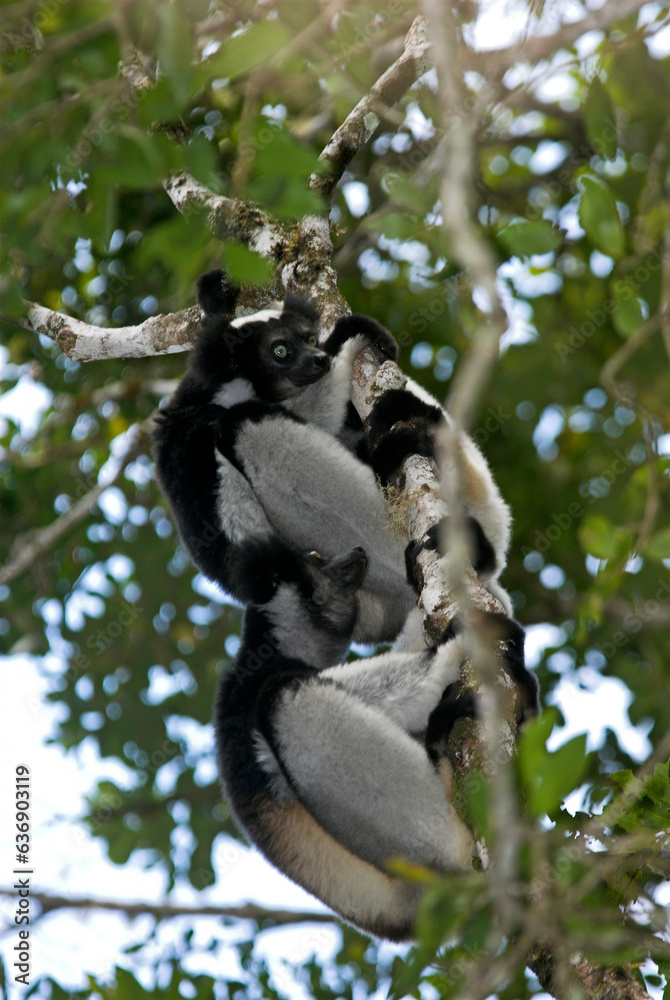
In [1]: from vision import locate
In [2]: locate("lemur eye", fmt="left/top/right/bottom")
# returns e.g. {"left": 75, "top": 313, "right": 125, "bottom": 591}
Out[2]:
{"left": 307, "top": 335, "right": 318, "bottom": 346}
{"left": 273, "top": 344, "right": 288, "bottom": 359}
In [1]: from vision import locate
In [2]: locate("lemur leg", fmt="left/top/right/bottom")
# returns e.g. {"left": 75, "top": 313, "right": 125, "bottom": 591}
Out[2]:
{"left": 320, "top": 636, "right": 466, "bottom": 733}
{"left": 423, "top": 613, "right": 539, "bottom": 768}
{"left": 258, "top": 668, "right": 475, "bottom": 876}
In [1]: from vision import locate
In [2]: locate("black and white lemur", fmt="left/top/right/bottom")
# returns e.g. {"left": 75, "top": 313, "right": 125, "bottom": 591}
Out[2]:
{"left": 155, "top": 274, "right": 539, "bottom": 938}
{"left": 215, "top": 543, "right": 535, "bottom": 941}
{"left": 153, "top": 271, "right": 514, "bottom": 647}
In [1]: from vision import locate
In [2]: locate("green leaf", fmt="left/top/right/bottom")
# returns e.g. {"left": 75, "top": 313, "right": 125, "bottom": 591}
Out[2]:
{"left": 0, "top": 278, "right": 27, "bottom": 318}
{"left": 114, "top": 967, "right": 151, "bottom": 999}
{"left": 611, "top": 763, "right": 670, "bottom": 833}
{"left": 136, "top": 76, "right": 182, "bottom": 127}
{"left": 610, "top": 768, "right": 635, "bottom": 792}
{"left": 517, "top": 709, "right": 560, "bottom": 787}
{"left": 645, "top": 761, "right": 670, "bottom": 804}
{"left": 498, "top": 219, "right": 562, "bottom": 258}
{"left": 247, "top": 175, "right": 324, "bottom": 221}
{"left": 182, "top": 132, "right": 219, "bottom": 185}
{"left": 519, "top": 713, "right": 592, "bottom": 818}
{"left": 584, "top": 77, "right": 617, "bottom": 161}
{"left": 578, "top": 175, "right": 626, "bottom": 259}
{"left": 252, "top": 127, "right": 321, "bottom": 180}
{"left": 384, "top": 172, "right": 436, "bottom": 215}
{"left": 221, "top": 242, "right": 273, "bottom": 286}
{"left": 245, "top": 128, "right": 325, "bottom": 219}
{"left": 134, "top": 211, "right": 209, "bottom": 281}
{"left": 530, "top": 735, "right": 590, "bottom": 818}
{"left": 578, "top": 514, "right": 618, "bottom": 560}
{"left": 94, "top": 132, "right": 171, "bottom": 191}
{"left": 645, "top": 526, "right": 670, "bottom": 562}
{"left": 207, "top": 21, "right": 293, "bottom": 81}
{"left": 155, "top": 4, "right": 195, "bottom": 107}
{"left": 610, "top": 279, "right": 645, "bottom": 335}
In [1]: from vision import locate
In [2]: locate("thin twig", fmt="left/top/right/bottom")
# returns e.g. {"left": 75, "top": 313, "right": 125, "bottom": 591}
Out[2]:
{"left": 661, "top": 161, "right": 670, "bottom": 365}
{"left": 599, "top": 316, "right": 660, "bottom": 404}
{"left": 0, "top": 423, "right": 147, "bottom": 586}
{"left": 0, "top": 888, "right": 335, "bottom": 928}
{"left": 472, "top": 0, "right": 645, "bottom": 83}
{"left": 419, "top": 0, "right": 527, "bottom": 936}
{"left": 310, "top": 15, "right": 431, "bottom": 200}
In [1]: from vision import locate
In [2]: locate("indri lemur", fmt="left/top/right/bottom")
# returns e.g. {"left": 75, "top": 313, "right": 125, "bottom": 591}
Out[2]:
{"left": 215, "top": 545, "right": 473, "bottom": 940}
{"left": 215, "top": 544, "right": 537, "bottom": 940}
{"left": 154, "top": 271, "right": 513, "bottom": 645}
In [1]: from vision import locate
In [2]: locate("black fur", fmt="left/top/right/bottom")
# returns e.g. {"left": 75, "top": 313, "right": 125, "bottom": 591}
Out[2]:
{"left": 364, "top": 387, "right": 444, "bottom": 484}
{"left": 425, "top": 611, "right": 539, "bottom": 764}
{"left": 153, "top": 273, "right": 416, "bottom": 639}
{"left": 214, "top": 546, "right": 474, "bottom": 941}
{"left": 405, "top": 516, "right": 498, "bottom": 592}
{"left": 196, "top": 269, "right": 239, "bottom": 316}
{"left": 322, "top": 313, "right": 398, "bottom": 363}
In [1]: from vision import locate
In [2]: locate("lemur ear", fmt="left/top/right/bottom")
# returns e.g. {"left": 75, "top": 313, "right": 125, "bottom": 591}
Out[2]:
{"left": 197, "top": 269, "right": 239, "bottom": 317}
{"left": 282, "top": 294, "right": 320, "bottom": 325}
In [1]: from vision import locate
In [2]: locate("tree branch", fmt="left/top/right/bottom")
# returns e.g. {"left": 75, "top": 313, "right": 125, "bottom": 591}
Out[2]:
{"left": 529, "top": 945, "right": 650, "bottom": 1000}
{"left": 415, "top": 6, "right": 525, "bottom": 926}
{"left": 419, "top": 4, "right": 506, "bottom": 431}
{"left": 350, "top": 355, "right": 504, "bottom": 638}
{"left": 28, "top": 302, "right": 201, "bottom": 363}
{"left": 471, "top": 0, "right": 646, "bottom": 82}
{"left": 310, "top": 15, "right": 431, "bottom": 201}
{"left": 163, "top": 172, "right": 286, "bottom": 258}
{"left": 0, "top": 888, "right": 335, "bottom": 928}
{"left": 349, "top": 349, "right": 519, "bottom": 895}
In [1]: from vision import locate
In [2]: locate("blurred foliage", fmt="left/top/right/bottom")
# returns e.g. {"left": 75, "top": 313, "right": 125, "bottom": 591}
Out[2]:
{"left": 1, "top": 0, "right": 669, "bottom": 997}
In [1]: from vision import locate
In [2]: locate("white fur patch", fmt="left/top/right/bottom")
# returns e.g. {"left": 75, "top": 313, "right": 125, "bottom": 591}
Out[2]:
{"left": 230, "top": 309, "right": 282, "bottom": 329}
{"left": 214, "top": 453, "right": 273, "bottom": 543}
{"left": 286, "top": 335, "right": 365, "bottom": 434}
{"left": 212, "top": 378, "right": 255, "bottom": 408}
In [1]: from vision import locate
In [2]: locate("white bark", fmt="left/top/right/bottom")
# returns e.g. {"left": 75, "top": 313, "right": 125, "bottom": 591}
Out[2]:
{"left": 310, "top": 15, "right": 432, "bottom": 199}
{"left": 350, "top": 352, "right": 506, "bottom": 643}
{"left": 28, "top": 302, "right": 201, "bottom": 363}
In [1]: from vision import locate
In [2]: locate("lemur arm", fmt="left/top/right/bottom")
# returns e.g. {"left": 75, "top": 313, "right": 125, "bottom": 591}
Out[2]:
{"left": 319, "top": 636, "right": 467, "bottom": 734}
{"left": 256, "top": 666, "right": 474, "bottom": 876}
{"left": 285, "top": 316, "right": 397, "bottom": 442}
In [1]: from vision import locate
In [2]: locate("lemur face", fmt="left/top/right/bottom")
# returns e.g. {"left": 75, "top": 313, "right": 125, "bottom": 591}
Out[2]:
{"left": 194, "top": 293, "right": 331, "bottom": 402}
{"left": 247, "top": 316, "right": 331, "bottom": 395}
